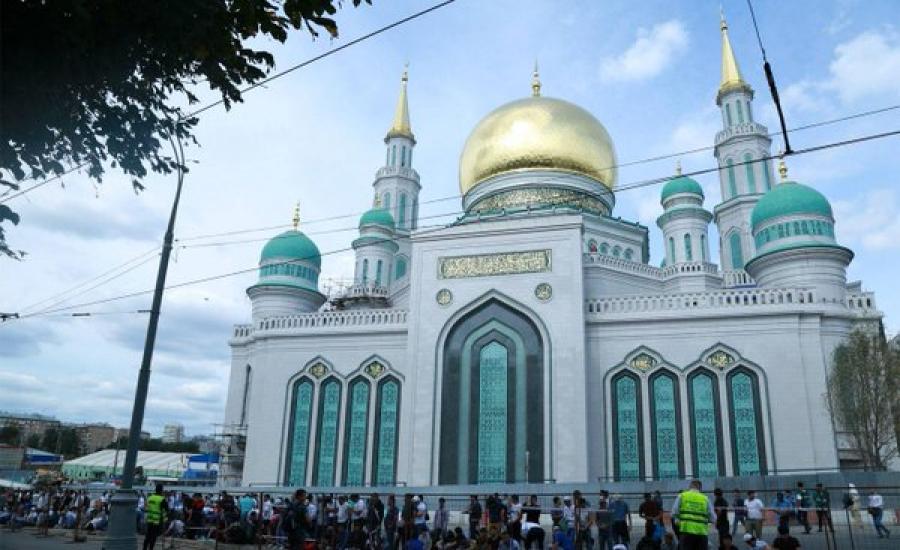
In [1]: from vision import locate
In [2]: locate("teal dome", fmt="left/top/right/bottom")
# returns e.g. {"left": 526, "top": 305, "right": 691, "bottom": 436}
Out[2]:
{"left": 260, "top": 230, "right": 321, "bottom": 268}
{"left": 359, "top": 207, "right": 395, "bottom": 229}
{"left": 661, "top": 176, "right": 704, "bottom": 201}
{"left": 751, "top": 182, "right": 833, "bottom": 230}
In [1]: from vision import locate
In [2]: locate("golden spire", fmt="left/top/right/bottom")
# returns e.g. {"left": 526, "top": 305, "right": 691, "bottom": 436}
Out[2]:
{"left": 778, "top": 156, "right": 789, "bottom": 181}
{"left": 531, "top": 60, "right": 542, "bottom": 97}
{"left": 675, "top": 159, "right": 682, "bottom": 176}
{"left": 718, "top": 9, "right": 750, "bottom": 100}
{"left": 292, "top": 202, "right": 301, "bottom": 230}
{"left": 385, "top": 63, "right": 414, "bottom": 141}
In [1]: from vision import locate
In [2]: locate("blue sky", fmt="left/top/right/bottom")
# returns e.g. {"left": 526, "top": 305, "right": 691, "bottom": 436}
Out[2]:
{"left": 1, "top": 0, "right": 899, "bottom": 437}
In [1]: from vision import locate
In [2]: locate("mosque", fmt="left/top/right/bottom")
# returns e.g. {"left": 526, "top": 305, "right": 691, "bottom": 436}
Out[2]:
{"left": 222, "top": 16, "right": 883, "bottom": 488}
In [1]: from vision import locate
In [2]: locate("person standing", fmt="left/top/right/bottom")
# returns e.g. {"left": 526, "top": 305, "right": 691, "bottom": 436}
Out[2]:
{"left": 867, "top": 489, "right": 891, "bottom": 538}
{"left": 846, "top": 483, "right": 862, "bottom": 528}
{"left": 384, "top": 494, "right": 398, "bottom": 550}
{"left": 287, "top": 489, "right": 310, "bottom": 550}
{"left": 731, "top": 489, "right": 746, "bottom": 536}
{"left": 595, "top": 494, "right": 613, "bottom": 550}
{"left": 744, "top": 491, "right": 764, "bottom": 540}
{"left": 610, "top": 494, "right": 632, "bottom": 547}
{"left": 143, "top": 484, "right": 169, "bottom": 550}
{"left": 794, "top": 483, "right": 811, "bottom": 534}
{"left": 812, "top": 484, "right": 832, "bottom": 533}
{"left": 434, "top": 497, "right": 450, "bottom": 538}
{"left": 467, "top": 495, "right": 482, "bottom": 540}
{"left": 772, "top": 492, "right": 792, "bottom": 531}
{"left": 639, "top": 492, "right": 661, "bottom": 532}
{"left": 713, "top": 488, "right": 731, "bottom": 542}
{"left": 413, "top": 495, "right": 428, "bottom": 538}
{"left": 671, "top": 480, "right": 715, "bottom": 550}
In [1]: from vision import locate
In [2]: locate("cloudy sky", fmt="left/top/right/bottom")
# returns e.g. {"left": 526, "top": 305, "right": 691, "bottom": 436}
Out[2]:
{"left": 2, "top": 0, "right": 899, "bottom": 438}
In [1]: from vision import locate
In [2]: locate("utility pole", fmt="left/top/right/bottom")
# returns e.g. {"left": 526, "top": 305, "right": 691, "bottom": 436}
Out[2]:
{"left": 105, "top": 128, "right": 186, "bottom": 550}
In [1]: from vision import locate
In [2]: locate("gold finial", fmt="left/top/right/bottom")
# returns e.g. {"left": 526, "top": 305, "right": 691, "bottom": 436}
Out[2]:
{"left": 675, "top": 159, "right": 682, "bottom": 176}
{"left": 292, "top": 202, "right": 301, "bottom": 230}
{"left": 386, "top": 64, "right": 414, "bottom": 140}
{"left": 778, "top": 156, "right": 789, "bottom": 181}
{"left": 374, "top": 194, "right": 382, "bottom": 208}
{"left": 531, "top": 60, "right": 542, "bottom": 97}
{"left": 718, "top": 8, "right": 749, "bottom": 99}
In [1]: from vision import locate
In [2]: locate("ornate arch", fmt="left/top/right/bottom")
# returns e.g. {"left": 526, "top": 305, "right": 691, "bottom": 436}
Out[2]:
{"left": 372, "top": 374, "right": 402, "bottom": 485}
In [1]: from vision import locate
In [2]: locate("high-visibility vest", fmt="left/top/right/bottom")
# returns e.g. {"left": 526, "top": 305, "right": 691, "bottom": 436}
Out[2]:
{"left": 678, "top": 491, "right": 710, "bottom": 535}
{"left": 145, "top": 494, "right": 165, "bottom": 525}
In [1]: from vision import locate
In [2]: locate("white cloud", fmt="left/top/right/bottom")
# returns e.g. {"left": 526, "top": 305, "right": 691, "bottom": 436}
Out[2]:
{"left": 600, "top": 20, "right": 688, "bottom": 82}
{"left": 827, "top": 29, "right": 900, "bottom": 103}
{"left": 833, "top": 188, "right": 900, "bottom": 251}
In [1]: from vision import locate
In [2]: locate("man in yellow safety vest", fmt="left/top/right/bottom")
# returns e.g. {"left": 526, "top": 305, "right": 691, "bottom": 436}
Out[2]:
{"left": 672, "top": 480, "right": 715, "bottom": 550}
{"left": 143, "top": 483, "right": 169, "bottom": 550}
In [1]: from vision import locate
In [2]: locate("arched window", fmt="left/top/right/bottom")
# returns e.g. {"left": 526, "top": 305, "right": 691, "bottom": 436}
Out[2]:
{"left": 342, "top": 377, "right": 371, "bottom": 486}
{"left": 612, "top": 245, "right": 622, "bottom": 258}
{"left": 391, "top": 145, "right": 396, "bottom": 166}
{"left": 240, "top": 365, "right": 252, "bottom": 425}
{"left": 407, "top": 148, "right": 413, "bottom": 166}
{"left": 746, "top": 101, "right": 753, "bottom": 122}
{"left": 700, "top": 234, "right": 707, "bottom": 261}
{"left": 588, "top": 240, "right": 598, "bottom": 253}
{"left": 725, "top": 103, "right": 733, "bottom": 126}
{"left": 668, "top": 237, "right": 676, "bottom": 263}
{"left": 744, "top": 153, "right": 757, "bottom": 193}
{"left": 728, "top": 369, "right": 766, "bottom": 475}
{"left": 600, "top": 242, "right": 610, "bottom": 255}
{"left": 411, "top": 198, "right": 418, "bottom": 230}
{"left": 612, "top": 371, "right": 643, "bottom": 480}
{"left": 726, "top": 159, "right": 737, "bottom": 198}
{"left": 684, "top": 234, "right": 693, "bottom": 262}
{"left": 398, "top": 193, "right": 407, "bottom": 229}
{"left": 383, "top": 192, "right": 391, "bottom": 210}
{"left": 362, "top": 259, "right": 369, "bottom": 284}
{"left": 730, "top": 232, "right": 744, "bottom": 269}
{"left": 763, "top": 160, "right": 772, "bottom": 190}
{"left": 736, "top": 101, "right": 745, "bottom": 124}
{"left": 375, "top": 260, "right": 383, "bottom": 286}
{"left": 650, "top": 371, "right": 683, "bottom": 479}
{"left": 395, "top": 257, "right": 407, "bottom": 280}
{"left": 401, "top": 146, "right": 407, "bottom": 167}
{"left": 385, "top": 148, "right": 389, "bottom": 165}
{"left": 373, "top": 376, "right": 401, "bottom": 485}
{"left": 313, "top": 377, "right": 342, "bottom": 486}
{"left": 688, "top": 369, "right": 724, "bottom": 477}
{"left": 285, "top": 377, "right": 314, "bottom": 485}
{"left": 624, "top": 248, "right": 634, "bottom": 261}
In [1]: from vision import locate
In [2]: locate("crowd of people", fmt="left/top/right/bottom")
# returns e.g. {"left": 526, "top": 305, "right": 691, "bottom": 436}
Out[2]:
{"left": 0, "top": 481, "right": 893, "bottom": 549}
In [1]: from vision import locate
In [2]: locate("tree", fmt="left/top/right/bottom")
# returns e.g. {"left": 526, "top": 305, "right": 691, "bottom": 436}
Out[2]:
{"left": 25, "top": 433, "right": 42, "bottom": 449}
{"left": 826, "top": 329, "right": 900, "bottom": 470}
{"left": 1, "top": 0, "right": 370, "bottom": 258}
{"left": 106, "top": 435, "right": 200, "bottom": 453}
{"left": 0, "top": 425, "right": 22, "bottom": 445}
{"left": 41, "top": 427, "right": 85, "bottom": 459}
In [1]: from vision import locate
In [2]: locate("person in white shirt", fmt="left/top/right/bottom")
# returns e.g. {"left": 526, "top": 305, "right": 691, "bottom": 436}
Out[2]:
{"left": 742, "top": 532, "right": 769, "bottom": 550}
{"left": 414, "top": 495, "right": 428, "bottom": 538}
{"left": 744, "top": 490, "right": 765, "bottom": 540}
{"left": 867, "top": 490, "right": 890, "bottom": 538}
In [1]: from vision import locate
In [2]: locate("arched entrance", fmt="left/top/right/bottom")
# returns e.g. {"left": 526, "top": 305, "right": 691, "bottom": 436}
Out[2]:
{"left": 438, "top": 299, "right": 544, "bottom": 484}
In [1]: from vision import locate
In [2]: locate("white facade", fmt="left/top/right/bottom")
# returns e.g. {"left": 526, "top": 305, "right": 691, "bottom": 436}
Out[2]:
{"left": 222, "top": 32, "right": 885, "bottom": 488}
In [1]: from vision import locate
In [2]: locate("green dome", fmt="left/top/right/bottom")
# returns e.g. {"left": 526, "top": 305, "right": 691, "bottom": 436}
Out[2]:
{"left": 661, "top": 176, "right": 704, "bottom": 201}
{"left": 751, "top": 181, "right": 833, "bottom": 230}
{"left": 260, "top": 230, "right": 321, "bottom": 268}
{"left": 359, "top": 207, "right": 395, "bottom": 229}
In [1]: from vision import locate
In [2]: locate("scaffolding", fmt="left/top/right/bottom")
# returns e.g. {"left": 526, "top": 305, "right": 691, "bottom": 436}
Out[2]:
{"left": 212, "top": 422, "right": 246, "bottom": 487}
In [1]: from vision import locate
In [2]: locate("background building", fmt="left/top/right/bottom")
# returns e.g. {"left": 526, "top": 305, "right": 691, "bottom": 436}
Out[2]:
{"left": 162, "top": 424, "right": 185, "bottom": 444}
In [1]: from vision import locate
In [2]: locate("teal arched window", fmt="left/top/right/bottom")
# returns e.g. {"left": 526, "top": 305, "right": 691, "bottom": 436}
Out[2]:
{"left": 600, "top": 242, "right": 610, "bottom": 255}
{"left": 624, "top": 248, "right": 634, "bottom": 261}
{"left": 383, "top": 192, "right": 391, "bottom": 210}
{"left": 395, "top": 257, "right": 407, "bottom": 280}
{"left": 385, "top": 148, "right": 389, "bottom": 165}
{"left": 725, "top": 103, "right": 733, "bottom": 126}
{"left": 362, "top": 259, "right": 369, "bottom": 283}
{"left": 375, "top": 260, "right": 383, "bottom": 286}
{"left": 730, "top": 232, "right": 744, "bottom": 269}
{"left": 684, "top": 234, "right": 693, "bottom": 262}
{"left": 477, "top": 341, "right": 508, "bottom": 483}
{"left": 391, "top": 145, "right": 396, "bottom": 166}
{"left": 313, "top": 377, "right": 342, "bottom": 486}
{"left": 728, "top": 369, "right": 766, "bottom": 475}
{"left": 688, "top": 369, "right": 723, "bottom": 477}
{"left": 726, "top": 159, "right": 737, "bottom": 198}
{"left": 342, "top": 377, "right": 371, "bottom": 486}
{"left": 763, "top": 160, "right": 772, "bottom": 190}
{"left": 744, "top": 153, "right": 757, "bottom": 193}
{"left": 700, "top": 234, "right": 707, "bottom": 261}
{"left": 668, "top": 237, "right": 676, "bottom": 263}
{"left": 401, "top": 146, "right": 407, "bottom": 167}
{"left": 399, "top": 193, "right": 407, "bottom": 228}
{"left": 285, "top": 377, "right": 313, "bottom": 485}
{"left": 650, "top": 371, "right": 683, "bottom": 479}
{"left": 736, "top": 101, "right": 745, "bottom": 124}
{"left": 588, "top": 240, "right": 598, "bottom": 253}
{"left": 612, "top": 245, "right": 622, "bottom": 258}
{"left": 746, "top": 100, "right": 753, "bottom": 122}
{"left": 612, "top": 372, "right": 643, "bottom": 480}
{"left": 373, "top": 376, "right": 401, "bottom": 485}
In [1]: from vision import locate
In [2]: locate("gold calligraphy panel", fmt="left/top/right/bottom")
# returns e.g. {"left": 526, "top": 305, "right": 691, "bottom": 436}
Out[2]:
{"left": 438, "top": 249, "right": 552, "bottom": 279}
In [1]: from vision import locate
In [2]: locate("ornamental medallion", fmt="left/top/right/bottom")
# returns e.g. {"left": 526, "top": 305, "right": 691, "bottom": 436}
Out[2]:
{"left": 630, "top": 353, "right": 657, "bottom": 372}
{"left": 365, "top": 361, "right": 385, "bottom": 378}
{"left": 708, "top": 350, "right": 735, "bottom": 370}
{"left": 535, "top": 283, "right": 553, "bottom": 301}
{"left": 309, "top": 362, "right": 328, "bottom": 378}
{"left": 438, "top": 249, "right": 551, "bottom": 279}
{"left": 436, "top": 288, "right": 453, "bottom": 306}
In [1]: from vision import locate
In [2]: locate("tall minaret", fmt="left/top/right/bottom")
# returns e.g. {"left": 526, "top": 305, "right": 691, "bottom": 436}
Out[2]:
{"left": 373, "top": 65, "right": 420, "bottom": 284}
{"left": 712, "top": 11, "right": 776, "bottom": 272}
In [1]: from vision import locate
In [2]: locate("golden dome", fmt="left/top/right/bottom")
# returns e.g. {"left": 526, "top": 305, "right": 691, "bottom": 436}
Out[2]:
{"left": 459, "top": 95, "right": 617, "bottom": 195}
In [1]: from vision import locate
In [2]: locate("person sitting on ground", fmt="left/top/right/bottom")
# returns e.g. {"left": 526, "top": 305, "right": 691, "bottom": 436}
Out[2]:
{"left": 743, "top": 532, "right": 770, "bottom": 550}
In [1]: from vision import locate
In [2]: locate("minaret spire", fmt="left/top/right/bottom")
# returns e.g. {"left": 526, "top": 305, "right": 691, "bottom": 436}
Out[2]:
{"left": 718, "top": 9, "right": 750, "bottom": 98}
{"left": 531, "top": 60, "right": 542, "bottom": 97}
{"left": 292, "top": 202, "right": 300, "bottom": 230}
{"left": 386, "top": 63, "right": 414, "bottom": 141}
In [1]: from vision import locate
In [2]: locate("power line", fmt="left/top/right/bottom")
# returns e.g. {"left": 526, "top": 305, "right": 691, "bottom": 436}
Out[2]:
{"left": 7, "top": 126, "right": 899, "bottom": 324}
{"left": 0, "top": 0, "right": 459, "bottom": 206}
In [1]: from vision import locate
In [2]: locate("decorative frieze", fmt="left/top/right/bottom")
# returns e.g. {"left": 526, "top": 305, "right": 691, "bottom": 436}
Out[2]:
{"left": 438, "top": 249, "right": 551, "bottom": 279}
{"left": 470, "top": 188, "right": 607, "bottom": 215}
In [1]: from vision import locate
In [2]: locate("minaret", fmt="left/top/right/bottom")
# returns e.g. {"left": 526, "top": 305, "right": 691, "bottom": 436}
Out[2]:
{"left": 712, "top": 11, "right": 776, "bottom": 272}
{"left": 373, "top": 65, "right": 420, "bottom": 284}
